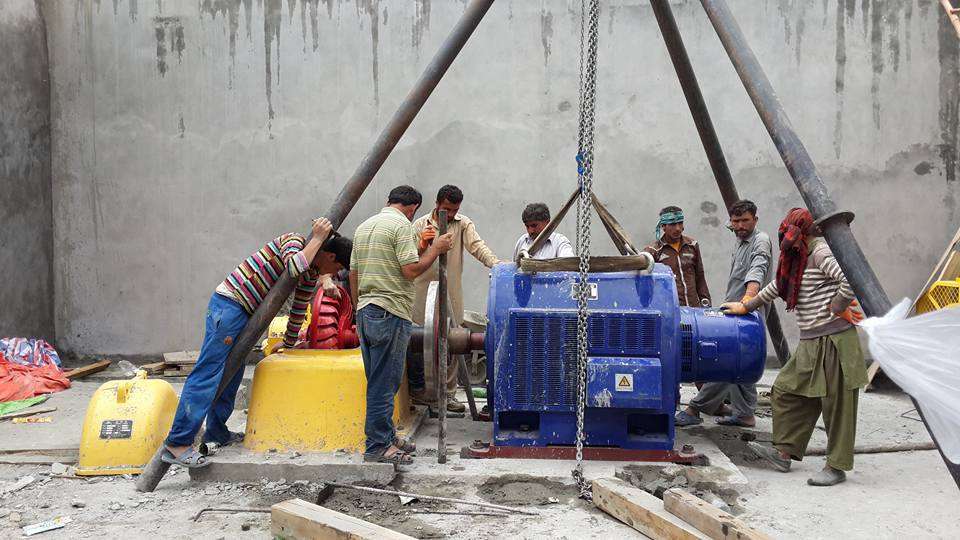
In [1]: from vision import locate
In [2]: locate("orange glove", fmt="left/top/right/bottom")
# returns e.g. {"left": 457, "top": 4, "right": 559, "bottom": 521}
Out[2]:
{"left": 838, "top": 299, "right": 864, "bottom": 325}
{"left": 720, "top": 302, "right": 748, "bottom": 315}
{"left": 418, "top": 226, "right": 437, "bottom": 251}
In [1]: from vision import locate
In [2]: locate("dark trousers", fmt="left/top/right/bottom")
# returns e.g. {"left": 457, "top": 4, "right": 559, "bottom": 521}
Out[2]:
{"left": 357, "top": 304, "right": 412, "bottom": 454}
{"left": 165, "top": 293, "right": 248, "bottom": 447}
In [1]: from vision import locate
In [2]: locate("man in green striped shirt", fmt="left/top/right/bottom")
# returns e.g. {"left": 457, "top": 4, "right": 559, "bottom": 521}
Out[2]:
{"left": 350, "top": 185, "right": 452, "bottom": 465}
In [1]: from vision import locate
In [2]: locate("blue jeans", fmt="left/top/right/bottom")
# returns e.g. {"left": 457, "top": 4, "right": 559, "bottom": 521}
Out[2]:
{"left": 406, "top": 350, "right": 425, "bottom": 392}
{"left": 357, "top": 304, "right": 411, "bottom": 455}
{"left": 165, "top": 293, "right": 249, "bottom": 447}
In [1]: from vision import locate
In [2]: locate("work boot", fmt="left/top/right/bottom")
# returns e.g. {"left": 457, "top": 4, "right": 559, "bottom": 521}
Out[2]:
{"left": 410, "top": 388, "right": 436, "bottom": 406}
{"left": 747, "top": 441, "right": 791, "bottom": 472}
{"left": 446, "top": 397, "right": 466, "bottom": 413}
{"left": 807, "top": 467, "right": 846, "bottom": 486}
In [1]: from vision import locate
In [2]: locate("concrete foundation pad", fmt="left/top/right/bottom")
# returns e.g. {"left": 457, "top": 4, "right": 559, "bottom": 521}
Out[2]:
{"left": 188, "top": 446, "right": 396, "bottom": 485}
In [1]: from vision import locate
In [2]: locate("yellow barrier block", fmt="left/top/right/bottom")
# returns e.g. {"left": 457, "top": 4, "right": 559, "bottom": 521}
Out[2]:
{"left": 76, "top": 372, "right": 178, "bottom": 476}
{"left": 245, "top": 349, "right": 413, "bottom": 453}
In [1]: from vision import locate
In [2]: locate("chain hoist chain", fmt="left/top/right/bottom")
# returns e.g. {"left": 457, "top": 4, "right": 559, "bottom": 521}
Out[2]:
{"left": 573, "top": 0, "right": 601, "bottom": 502}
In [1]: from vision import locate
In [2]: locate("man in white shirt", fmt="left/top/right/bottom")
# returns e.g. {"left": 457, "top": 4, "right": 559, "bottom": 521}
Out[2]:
{"left": 512, "top": 203, "right": 575, "bottom": 261}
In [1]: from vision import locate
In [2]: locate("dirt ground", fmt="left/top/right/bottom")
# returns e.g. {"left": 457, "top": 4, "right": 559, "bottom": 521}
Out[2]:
{"left": 1, "top": 369, "right": 958, "bottom": 539}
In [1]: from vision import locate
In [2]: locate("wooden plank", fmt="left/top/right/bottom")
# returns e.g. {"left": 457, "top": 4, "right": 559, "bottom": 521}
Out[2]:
{"left": 162, "top": 351, "right": 200, "bottom": 365}
{"left": 910, "top": 225, "right": 960, "bottom": 313}
{"left": 140, "top": 362, "right": 166, "bottom": 375}
{"left": 271, "top": 498, "right": 415, "bottom": 540}
{"left": 520, "top": 255, "right": 653, "bottom": 274}
{"left": 662, "top": 489, "right": 772, "bottom": 540}
{"left": 942, "top": 0, "right": 960, "bottom": 40}
{"left": 592, "top": 478, "right": 707, "bottom": 540}
{"left": 64, "top": 360, "right": 111, "bottom": 380}
{"left": 0, "top": 407, "right": 57, "bottom": 421}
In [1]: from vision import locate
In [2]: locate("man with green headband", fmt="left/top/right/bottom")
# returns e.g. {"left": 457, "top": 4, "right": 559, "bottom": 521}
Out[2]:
{"left": 643, "top": 206, "right": 711, "bottom": 307}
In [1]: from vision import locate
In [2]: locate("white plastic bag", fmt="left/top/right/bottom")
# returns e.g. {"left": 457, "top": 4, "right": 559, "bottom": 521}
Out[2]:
{"left": 860, "top": 299, "right": 960, "bottom": 461}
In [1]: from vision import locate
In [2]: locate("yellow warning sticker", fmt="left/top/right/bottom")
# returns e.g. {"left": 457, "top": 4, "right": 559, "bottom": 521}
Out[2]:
{"left": 615, "top": 374, "right": 633, "bottom": 392}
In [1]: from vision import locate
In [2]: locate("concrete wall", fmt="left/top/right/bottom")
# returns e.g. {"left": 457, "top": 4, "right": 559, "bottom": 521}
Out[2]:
{"left": 42, "top": 0, "right": 960, "bottom": 354}
{"left": 0, "top": 1, "right": 54, "bottom": 341}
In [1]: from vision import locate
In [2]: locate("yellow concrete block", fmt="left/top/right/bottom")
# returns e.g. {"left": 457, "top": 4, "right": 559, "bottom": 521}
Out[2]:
{"left": 244, "top": 349, "right": 413, "bottom": 453}
{"left": 76, "top": 372, "right": 178, "bottom": 476}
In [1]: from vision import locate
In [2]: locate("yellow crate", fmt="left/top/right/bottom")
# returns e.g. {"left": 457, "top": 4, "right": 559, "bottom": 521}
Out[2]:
{"left": 915, "top": 279, "right": 960, "bottom": 314}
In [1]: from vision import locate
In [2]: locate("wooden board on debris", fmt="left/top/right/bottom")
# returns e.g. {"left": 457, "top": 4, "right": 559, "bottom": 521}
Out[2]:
{"left": 64, "top": 360, "right": 111, "bottom": 380}
{"left": 593, "top": 478, "right": 707, "bottom": 540}
{"left": 663, "top": 488, "right": 772, "bottom": 540}
{"left": 163, "top": 364, "right": 195, "bottom": 377}
{"left": 271, "top": 498, "right": 415, "bottom": 540}
{"left": 162, "top": 351, "right": 200, "bottom": 365}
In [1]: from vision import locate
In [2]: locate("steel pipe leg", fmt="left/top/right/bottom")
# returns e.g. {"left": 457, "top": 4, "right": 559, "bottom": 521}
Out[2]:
{"left": 700, "top": 0, "right": 960, "bottom": 489}
{"left": 652, "top": 0, "right": 790, "bottom": 365}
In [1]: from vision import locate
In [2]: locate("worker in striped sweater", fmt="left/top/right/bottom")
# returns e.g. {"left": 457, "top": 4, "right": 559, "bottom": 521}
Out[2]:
{"left": 721, "top": 208, "right": 866, "bottom": 487}
{"left": 161, "top": 218, "right": 352, "bottom": 468}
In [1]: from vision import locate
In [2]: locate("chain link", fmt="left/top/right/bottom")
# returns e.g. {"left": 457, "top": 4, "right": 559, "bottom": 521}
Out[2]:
{"left": 573, "top": 0, "right": 601, "bottom": 502}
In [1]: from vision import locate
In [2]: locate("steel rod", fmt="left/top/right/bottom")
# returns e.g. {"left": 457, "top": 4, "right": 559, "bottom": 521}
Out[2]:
{"left": 437, "top": 210, "right": 449, "bottom": 464}
{"left": 322, "top": 482, "right": 539, "bottom": 515}
{"left": 651, "top": 0, "right": 790, "bottom": 366}
{"left": 700, "top": 0, "right": 960, "bottom": 489}
{"left": 214, "top": 0, "right": 497, "bottom": 400}
{"left": 138, "top": 0, "right": 497, "bottom": 495}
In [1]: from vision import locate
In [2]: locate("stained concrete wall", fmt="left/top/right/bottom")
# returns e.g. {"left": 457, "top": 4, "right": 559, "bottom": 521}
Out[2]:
{"left": 42, "top": 0, "right": 960, "bottom": 354}
{"left": 0, "top": 1, "right": 54, "bottom": 341}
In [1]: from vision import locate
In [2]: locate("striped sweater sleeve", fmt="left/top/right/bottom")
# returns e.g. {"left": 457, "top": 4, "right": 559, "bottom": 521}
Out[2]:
{"left": 278, "top": 233, "right": 310, "bottom": 278}
{"left": 813, "top": 245, "right": 855, "bottom": 300}
{"left": 754, "top": 280, "right": 780, "bottom": 306}
{"left": 284, "top": 268, "right": 320, "bottom": 347}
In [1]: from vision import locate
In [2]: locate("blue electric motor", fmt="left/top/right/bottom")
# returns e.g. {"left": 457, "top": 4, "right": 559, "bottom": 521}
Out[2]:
{"left": 485, "top": 262, "right": 766, "bottom": 451}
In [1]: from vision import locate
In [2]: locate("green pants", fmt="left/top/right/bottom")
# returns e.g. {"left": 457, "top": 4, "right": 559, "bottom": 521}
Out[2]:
{"left": 772, "top": 328, "right": 865, "bottom": 471}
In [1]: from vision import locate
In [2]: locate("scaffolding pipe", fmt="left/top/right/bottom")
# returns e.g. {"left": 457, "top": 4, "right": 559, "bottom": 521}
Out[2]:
{"left": 137, "top": 0, "right": 497, "bottom": 494}
{"left": 700, "top": 0, "right": 960, "bottom": 489}
{"left": 650, "top": 0, "right": 790, "bottom": 366}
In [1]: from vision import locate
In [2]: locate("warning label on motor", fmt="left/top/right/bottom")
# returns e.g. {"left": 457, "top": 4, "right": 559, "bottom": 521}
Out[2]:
{"left": 615, "top": 374, "right": 634, "bottom": 392}
{"left": 100, "top": 419, "right": 133, "bottom": 439}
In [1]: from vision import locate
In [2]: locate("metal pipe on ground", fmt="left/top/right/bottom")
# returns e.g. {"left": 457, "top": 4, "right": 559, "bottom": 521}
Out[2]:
{"left": 699, "top": 0, "right": 960, "bottom": 489}
{"left": 650, "top": 0, "right": 790, "bottom": 366}
{"left": 136, "top": 0, "right": 498, "bottom": 493}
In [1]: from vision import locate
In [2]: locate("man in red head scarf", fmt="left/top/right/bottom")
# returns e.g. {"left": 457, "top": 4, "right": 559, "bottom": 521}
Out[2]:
{"left": 721, "top": 208, "right": 866, "bottom": 487}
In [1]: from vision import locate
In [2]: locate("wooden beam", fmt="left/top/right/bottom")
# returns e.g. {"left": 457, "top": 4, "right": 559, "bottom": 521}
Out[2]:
{"left": 592, "top": 478, "right": 707, "bottom": 540}
{"left": 63, "top": 360, "right": 111, "bottom": 380}
{"left": 140, "top": 362, "right": 166, "bottom": 375}
{"left": 942, "top": 0, "right": 960, "bottom": 40}
{"left": 0, "top": 407, "right": 57, "bottom": 421}
{"left": 662, "top": 489, "right": 772, "bottom": 540}
{"left": 520, "top": 255, "right": 653, "bottom": 274}
{"left": 162, "top": 351, "right": 200, "bottom": 365}
{"left": 271, "top": 498, "right": 415, "bottom": 540}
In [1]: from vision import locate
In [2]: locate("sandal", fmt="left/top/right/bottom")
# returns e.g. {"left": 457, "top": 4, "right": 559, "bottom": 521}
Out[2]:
{"left": 363, "top": 447, "right": 413, "bottom": 466}
{"left": 199, "top": 431, "right": 245, "bottom": 455}
{"left": 394, "top": 437, "right": 416, "bottom": 453}
{"left": 715, "top": 415, "right": 756, "bottom": 427}
{"left": 675, "top": 410, "right": 703, "bottom": 427}
{"left": 160, "top": 446, "right": 211, "bottom": 469}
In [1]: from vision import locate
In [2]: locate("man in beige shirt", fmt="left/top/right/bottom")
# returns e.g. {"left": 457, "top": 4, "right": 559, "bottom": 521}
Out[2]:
{"left": 410, "top": 185, "right": 500, "bottom": 411}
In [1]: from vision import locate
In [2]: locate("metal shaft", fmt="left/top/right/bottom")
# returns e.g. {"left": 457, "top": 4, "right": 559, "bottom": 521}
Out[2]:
{"left": 650, "top": 0, "right": 790, "bottom": 365}
{"left": 700, "top": 0, "right": 960, "bottom": 488}
{"left": 437, "top": 210, "right": 449, "bottom": 464}
{"left": 214, "top": 0, "right": 497, "bottom": 399}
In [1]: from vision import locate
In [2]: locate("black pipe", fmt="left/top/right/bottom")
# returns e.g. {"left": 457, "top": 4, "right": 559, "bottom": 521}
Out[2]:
{"left": 699, "top": 0, "right": 960, "bottom": 489}
{"left": 650, "top": 0, "right": 790, "bottom": 366}
{"left": 214, "top": 0, "right": 497, "bottom": 399}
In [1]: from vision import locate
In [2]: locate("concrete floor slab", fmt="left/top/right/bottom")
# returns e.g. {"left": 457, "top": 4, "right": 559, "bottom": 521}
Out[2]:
{"left": 188, "top": 446, "right": 396, "bottom": 485}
